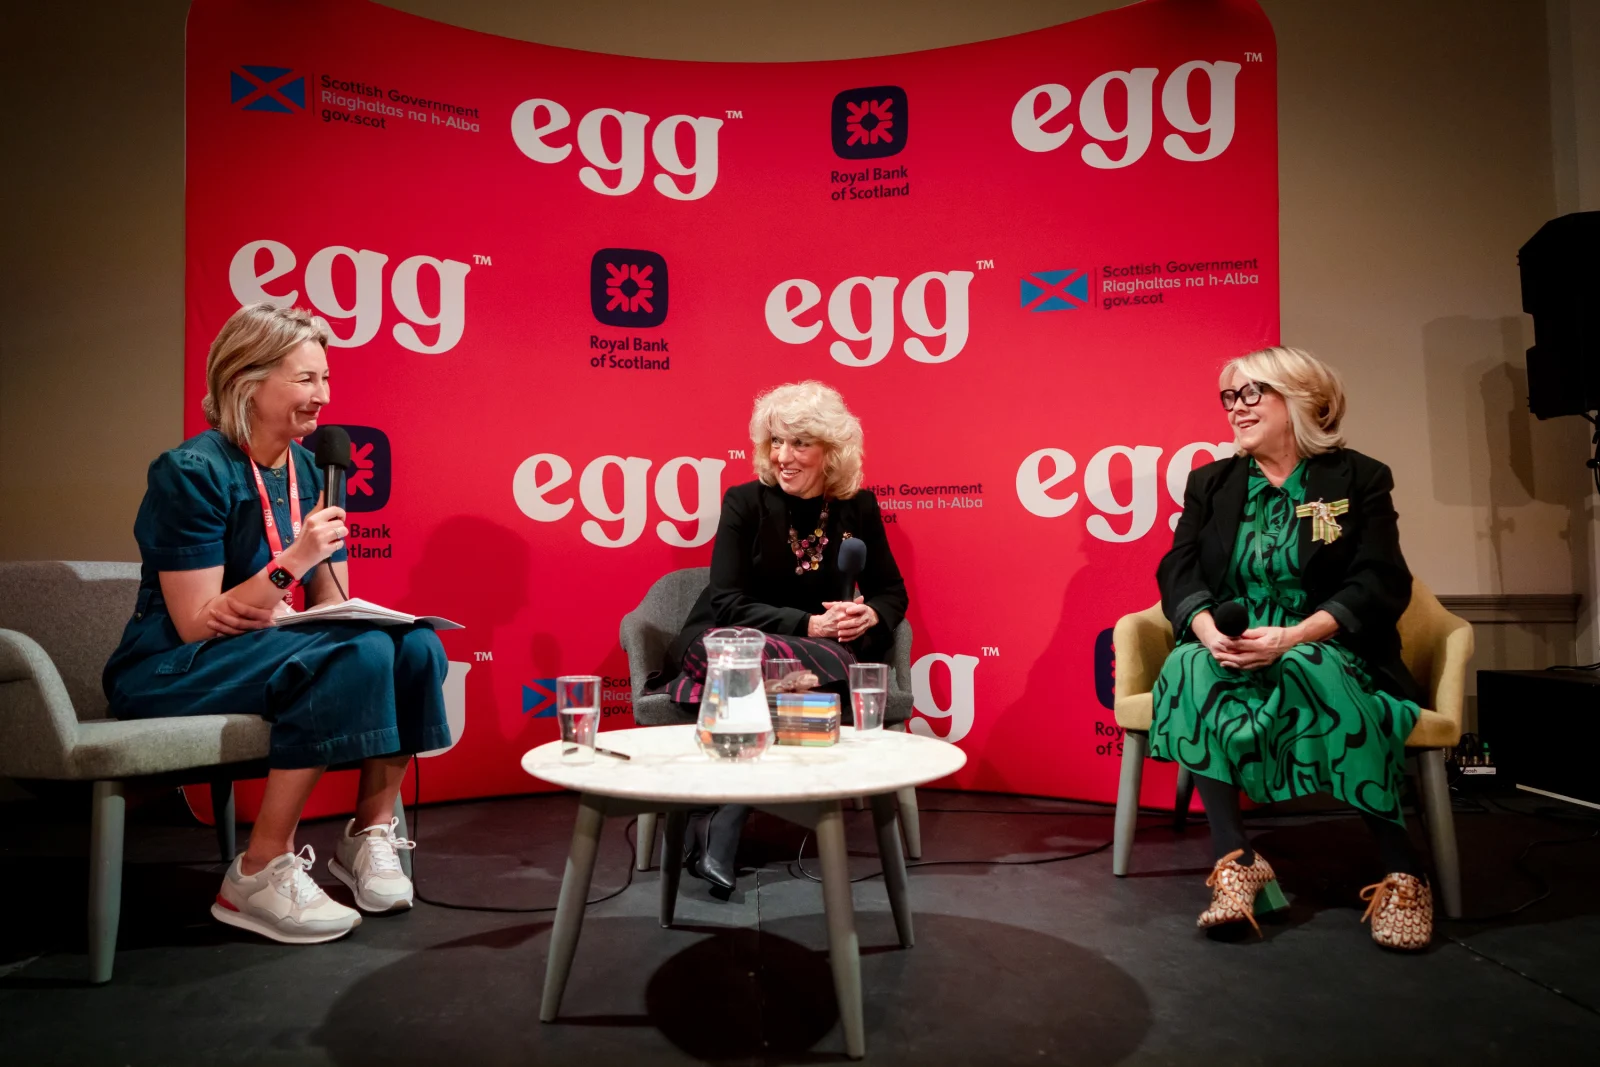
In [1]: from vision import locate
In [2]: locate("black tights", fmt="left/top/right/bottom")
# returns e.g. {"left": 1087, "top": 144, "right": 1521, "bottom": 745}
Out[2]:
{"left": 1191, "top": 772, "right": 1420, "bottom": 876}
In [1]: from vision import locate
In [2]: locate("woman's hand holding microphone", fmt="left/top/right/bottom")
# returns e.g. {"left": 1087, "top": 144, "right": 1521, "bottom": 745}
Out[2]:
{"left": 283, "top": 504, "right": 349, "bottom": 576}
{"left": 199, "top": 505, "right": 348, "bottom": 637}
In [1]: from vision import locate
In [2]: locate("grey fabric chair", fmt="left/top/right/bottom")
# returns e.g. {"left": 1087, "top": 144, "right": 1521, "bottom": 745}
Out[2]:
{"left": 618, "top": 566, "right": 924, "bottom": 865}
{"left": 0, "top": 561, "right": 408, "bottom": 983}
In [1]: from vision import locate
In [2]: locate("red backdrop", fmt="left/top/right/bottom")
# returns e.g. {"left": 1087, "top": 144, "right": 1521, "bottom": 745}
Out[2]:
{"left": 184, "top": 0, "right": 1278, "bottom": 817}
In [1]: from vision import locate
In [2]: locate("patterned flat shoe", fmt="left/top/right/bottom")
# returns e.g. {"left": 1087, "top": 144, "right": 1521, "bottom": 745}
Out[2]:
{"left": 1360, "top": 872, "right": 1432, "bottom": 951}
{"left": 1198, "top": 849, "right": 1290, "bottom": 936}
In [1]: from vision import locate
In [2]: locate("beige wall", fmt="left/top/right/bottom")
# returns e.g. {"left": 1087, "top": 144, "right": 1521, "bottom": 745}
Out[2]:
{"left": 1, "top": 0, "right": 1581, "bottom": 613}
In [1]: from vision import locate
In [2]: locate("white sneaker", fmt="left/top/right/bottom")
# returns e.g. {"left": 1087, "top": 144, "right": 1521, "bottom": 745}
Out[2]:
{"left": 211, "top": 846, "right": 361, "bottom": 944}
{"left": 329, "top": 818, "right": 416, "bottom": 913}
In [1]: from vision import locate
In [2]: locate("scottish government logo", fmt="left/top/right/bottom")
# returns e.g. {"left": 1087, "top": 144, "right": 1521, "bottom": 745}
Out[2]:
{"left": 230, "top": 65, "right": 306, "bottom": 113}
{"left": 590, "top": 248, "right": 669, "bottom": 328}
{"left": 831, "top": 85, "right": 908, "bottom": 160}
{"left": 1020, "top": 269, "right": 1090, "bottom": 312}
{"left": 522, "top": 678, "right": 558, "bottom": 718}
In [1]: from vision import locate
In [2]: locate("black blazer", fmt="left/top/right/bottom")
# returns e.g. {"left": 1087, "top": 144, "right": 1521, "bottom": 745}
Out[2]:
{"left": 1156, "top": 448, "right": 1423, "bottom": 704}
{"left": 662, "top": 480, "right": 909, "bottom": 673}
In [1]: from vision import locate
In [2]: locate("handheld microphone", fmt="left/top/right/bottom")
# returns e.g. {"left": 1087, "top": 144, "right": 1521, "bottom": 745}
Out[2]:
{"left": 837, "top": 537, "right": 867, "bottom": 602}
{"left": 1211, "top": 600, "right": 1249, "bottom": 638}
{"left": 312, "top": 426, "right": 353, "bottom": 512}
{"left": 309, "top": 427, "right": 353, "bottom": 600}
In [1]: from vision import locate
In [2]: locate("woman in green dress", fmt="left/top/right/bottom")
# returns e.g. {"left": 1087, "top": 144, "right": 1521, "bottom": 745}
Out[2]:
{"left": 1151, "top": 346, "right": 1433, "bottom": 951}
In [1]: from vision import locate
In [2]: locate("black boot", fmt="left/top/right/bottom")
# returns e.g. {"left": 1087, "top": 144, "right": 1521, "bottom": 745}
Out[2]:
{"left": 685, "top": 804, "right": 750, "bottom": 894}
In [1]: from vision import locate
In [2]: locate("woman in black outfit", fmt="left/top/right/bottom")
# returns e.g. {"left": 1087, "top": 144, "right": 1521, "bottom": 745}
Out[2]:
{"left": 647, "top": 380, "right": 908, "bottom": 894}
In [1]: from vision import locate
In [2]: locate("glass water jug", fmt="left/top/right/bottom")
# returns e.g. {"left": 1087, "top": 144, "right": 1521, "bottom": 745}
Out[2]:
{"left": 696, "top": 627, "right": 773, "bottom": 760}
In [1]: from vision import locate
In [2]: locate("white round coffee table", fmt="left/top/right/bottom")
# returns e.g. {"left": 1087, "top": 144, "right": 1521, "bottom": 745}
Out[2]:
{"left": 522, "top": 723, "right": 966, "bottom": 1059}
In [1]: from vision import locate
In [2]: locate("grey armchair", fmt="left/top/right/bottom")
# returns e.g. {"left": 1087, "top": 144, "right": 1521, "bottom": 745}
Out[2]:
{"left": 618, "top": 566, "right": 924, "bottom": 865}
{"left": 0, "top": 561, "right": 407, "bottom": 983}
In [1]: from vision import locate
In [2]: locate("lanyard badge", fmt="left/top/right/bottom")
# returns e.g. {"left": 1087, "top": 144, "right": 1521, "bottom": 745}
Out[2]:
{"left": 244, "top": 448, "right": 303, "bottom": 606}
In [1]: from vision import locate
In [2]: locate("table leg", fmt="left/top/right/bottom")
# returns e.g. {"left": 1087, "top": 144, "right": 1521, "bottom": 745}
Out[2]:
{"left": 815, "top": 801, "right": 865, "bottom": 1059}
{"left": 539, "top": 793, "right": 606, "bottom": 1023}
{"left": 660, "top": 810, "right": 688, "bottom": 928}
{"left": 870, "top": 793, "right": 914, "bottom": 948}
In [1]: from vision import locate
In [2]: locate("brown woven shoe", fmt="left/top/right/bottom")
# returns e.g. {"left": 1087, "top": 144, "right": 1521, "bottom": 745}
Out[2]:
{"left": 1360, "top": 872, "right": 1432, "bottom": 951}
{"left": 1198, "top": 849, "right": 1286, "bottom": 936}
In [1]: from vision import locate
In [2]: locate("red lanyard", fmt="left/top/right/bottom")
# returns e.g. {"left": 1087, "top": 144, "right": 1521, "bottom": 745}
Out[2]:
{"left": 244, "top": 447, "right": 302, "bottom": 605}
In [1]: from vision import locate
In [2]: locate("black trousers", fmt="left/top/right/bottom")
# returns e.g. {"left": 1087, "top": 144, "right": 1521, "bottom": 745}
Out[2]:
{"left": 1192, "top": 772, "right": 1421, "bottom": 876}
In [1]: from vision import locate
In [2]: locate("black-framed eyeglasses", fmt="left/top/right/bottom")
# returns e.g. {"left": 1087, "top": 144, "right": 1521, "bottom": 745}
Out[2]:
{"left": 1219, "top": 381, "right": 1271, "bottom": 410}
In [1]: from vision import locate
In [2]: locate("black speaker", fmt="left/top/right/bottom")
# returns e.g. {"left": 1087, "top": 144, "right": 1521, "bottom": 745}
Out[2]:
{"left": 1477, "top": 669, "right": 1600, "bottom": 807}
{"left": 1520, "top": 211, "right": 1599, "bottom": 419}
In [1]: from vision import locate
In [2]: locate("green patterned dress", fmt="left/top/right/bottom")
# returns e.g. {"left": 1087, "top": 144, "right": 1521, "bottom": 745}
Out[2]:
{"left": 1148, "top": 460, "right": 1421, "bottom": 824}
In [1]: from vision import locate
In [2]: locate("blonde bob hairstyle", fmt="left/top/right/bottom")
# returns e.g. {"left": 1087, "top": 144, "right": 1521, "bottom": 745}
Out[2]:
{"left": 201, "top": 303, "right": 331, "bottom": 447}
{"left": 748, "top": 381, "right": 865, "bottom": 499}
{"left": 1221, "top": 345, "right": 1347, "bottom": 458}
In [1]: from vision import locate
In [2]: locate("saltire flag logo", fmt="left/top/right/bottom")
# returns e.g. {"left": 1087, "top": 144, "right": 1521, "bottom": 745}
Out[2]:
{"left": 230, "top": 65, "right": 306, "bottom": 113}
{"left": 1020, "top": 269, "right": 1090, "bottom": 312}
{"left": 522, "top": 678, "right": 558, "bottom": 718}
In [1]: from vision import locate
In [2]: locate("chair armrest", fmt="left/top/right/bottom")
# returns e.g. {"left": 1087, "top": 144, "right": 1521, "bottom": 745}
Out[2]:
{"left": 1427, "top": 616, "right": 1474, "bottom": 733}
{"left": 619, "top": 610, "right": 671, "bottom": 697}
{"left": 0, "top": 629, "right": 79, "bottom": 778}
{"left": 890, "top": 619, "right": 914, "bottom": 696}
{"left": 1112, "top": 605, "right": 1174, "bottom": 701}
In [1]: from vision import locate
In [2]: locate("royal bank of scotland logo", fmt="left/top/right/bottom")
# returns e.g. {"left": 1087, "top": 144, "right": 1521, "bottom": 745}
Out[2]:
{"left": 1093, "top": 628, "right": 1116, "bottom": 710}
{"left": 522, "top": 678, "right": 559, "bottom": 718}
{"left": 831, "top": 85, "right": 908, "bottom": 160}
{"left": 230, "top": 65, "right": 306, "bottom": 114}
{"left": 1021, "top": 269, "right": 1090, "bottom": 312}
{"left": 590, "top": 248, "right": 669, "bottom": 328}
{"left": 303, "top": 425, "right": 391, "bottom": 512}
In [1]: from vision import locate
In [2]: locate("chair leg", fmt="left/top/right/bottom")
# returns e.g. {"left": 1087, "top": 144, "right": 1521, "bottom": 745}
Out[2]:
{"left": 1417, "top": 748, "right": 1462, "bottom": 919}
{"left": 896, "top": 786, "right": 923, "bottom": 860}
{"left": 1113, "top": 731, "right": 1148, "bottom": 877}
{"left": 1173, "top": 766, "right": 1195, "bottom": 831}
{"left": 635, "top": 812, "right": 659, "bottom": 871}
{"left": 89, "top": 780, "right": 126, "bottom": 984}
{"left": 210, "top": 779, "right": 236, "bottom": 863}
{"left": 392, "top": 792, "right": 413, "bottom": 879}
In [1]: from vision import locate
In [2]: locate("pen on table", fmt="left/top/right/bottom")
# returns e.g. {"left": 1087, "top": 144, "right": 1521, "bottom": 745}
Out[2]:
{"left": 595, "top": 747, "right": 631, "bottom": 761}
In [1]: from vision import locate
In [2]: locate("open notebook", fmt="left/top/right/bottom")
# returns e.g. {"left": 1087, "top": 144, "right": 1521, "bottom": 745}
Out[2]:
{"left": 273, "top": 597, "right": 463, "bottom": 631}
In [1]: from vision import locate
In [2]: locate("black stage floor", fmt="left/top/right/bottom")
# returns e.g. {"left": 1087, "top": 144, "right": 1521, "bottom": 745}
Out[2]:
{"left": 3, "top": 785, "right": 1598, "bottom": 1065}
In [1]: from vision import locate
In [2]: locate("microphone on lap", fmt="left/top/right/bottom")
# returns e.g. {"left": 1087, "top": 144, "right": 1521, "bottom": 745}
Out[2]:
{"left": 1211, "top": 600, "right": 1249, "bottom": 638}
{"left": 836, "top": 537, "right": 867, "bottom": 603}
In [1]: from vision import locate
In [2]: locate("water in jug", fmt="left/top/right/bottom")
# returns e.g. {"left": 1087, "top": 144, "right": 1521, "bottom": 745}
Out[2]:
{"left": 696, "top": 627, "right": 773, "bottom": 760}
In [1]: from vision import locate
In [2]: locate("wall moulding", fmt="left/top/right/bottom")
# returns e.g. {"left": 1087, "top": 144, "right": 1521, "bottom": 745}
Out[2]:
{"left": 1437, "top": 594, "right": 1581, "bottom": 624}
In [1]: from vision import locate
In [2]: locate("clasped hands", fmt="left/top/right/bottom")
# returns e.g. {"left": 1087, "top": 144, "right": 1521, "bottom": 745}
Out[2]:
{"left": 808, "top": 595, "right": 879, "bottom": 642}
{"left": 1192, "top": 612, "right": 1299, "bottom": 670}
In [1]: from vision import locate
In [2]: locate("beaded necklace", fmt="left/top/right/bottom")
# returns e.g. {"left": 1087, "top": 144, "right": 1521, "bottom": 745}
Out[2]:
{"left": 788, "top": 497, "right": 830, "bottom": 575}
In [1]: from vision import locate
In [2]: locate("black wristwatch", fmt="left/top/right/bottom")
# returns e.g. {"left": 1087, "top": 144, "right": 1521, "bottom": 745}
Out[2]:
{"left": 267, "top": 565, "right": 298, "bottom": 590}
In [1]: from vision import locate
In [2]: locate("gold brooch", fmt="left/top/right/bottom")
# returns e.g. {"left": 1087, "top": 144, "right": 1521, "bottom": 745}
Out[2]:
{"left": 1294, "top": 498, "right": 1350, "bottom": 544}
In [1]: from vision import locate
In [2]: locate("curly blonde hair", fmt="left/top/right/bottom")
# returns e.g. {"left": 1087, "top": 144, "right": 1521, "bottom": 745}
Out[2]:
{"left": 1221, "top": 346, "right": 1347, "bottom": 458}
{"left": 748, "top": 381, "right": 864, "bottom": 498}
{"left": 202, "top": 303, "right": 331, "bottom": 447}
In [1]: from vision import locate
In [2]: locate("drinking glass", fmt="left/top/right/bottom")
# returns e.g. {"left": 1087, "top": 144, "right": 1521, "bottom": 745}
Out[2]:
{"left": 849, "top": 662, "right": 888, "bottom": 737}
{"left": 764, "top": 657, "right": 803, "bottom": 693}
{"left": 557, "top": 675, "right": 601, "bottom": 764}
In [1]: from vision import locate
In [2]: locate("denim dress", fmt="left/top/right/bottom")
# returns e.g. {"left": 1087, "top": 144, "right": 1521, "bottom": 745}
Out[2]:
{"left": 102, "top": 430, "right": 450, "bottom": 768}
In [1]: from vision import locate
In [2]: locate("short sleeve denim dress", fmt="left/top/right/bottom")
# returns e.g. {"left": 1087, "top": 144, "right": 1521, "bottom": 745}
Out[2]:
{"left": 102, "top": 430, "right": 450, "bottom": 769}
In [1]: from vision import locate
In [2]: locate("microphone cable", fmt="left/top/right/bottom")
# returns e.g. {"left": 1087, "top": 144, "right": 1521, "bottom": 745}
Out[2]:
{"left": 404, "top": 753, "right": 637, "bottom": 914}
